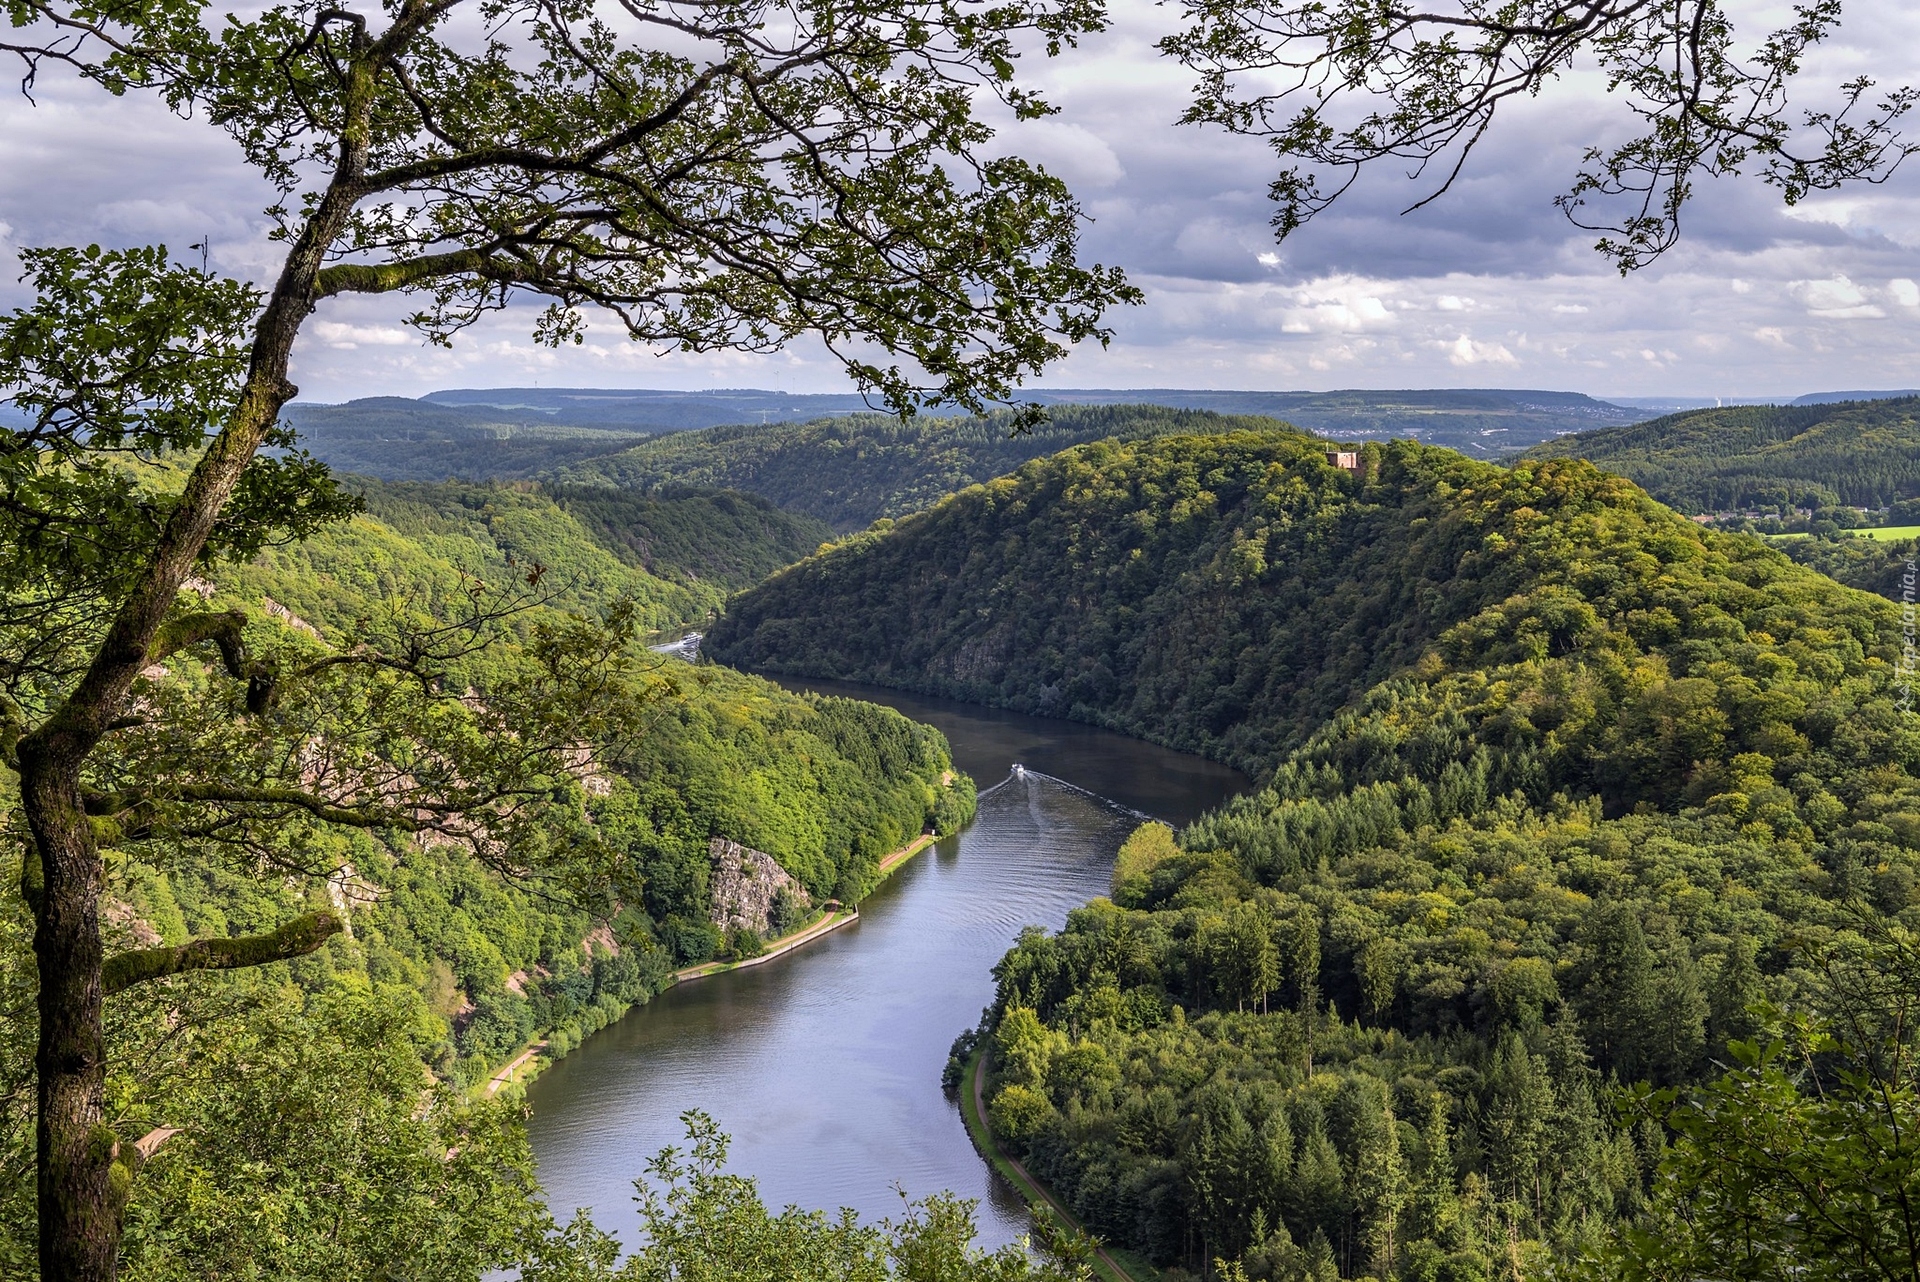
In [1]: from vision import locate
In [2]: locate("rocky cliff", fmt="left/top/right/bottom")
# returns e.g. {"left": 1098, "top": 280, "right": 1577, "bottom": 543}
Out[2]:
{"left": 708, "top": 838, "right": 810, "bottom": 935}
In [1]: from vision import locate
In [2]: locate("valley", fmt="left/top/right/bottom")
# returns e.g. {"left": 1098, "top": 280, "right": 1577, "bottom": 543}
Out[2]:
{"left": 5, "top": 383, "right": 1917, "bottom": 1282}
{"left": 523, "top": 679, "right": 1246, "bottom": 1258}
{"left": 698, "top": 417, "right": 1915, "bottom": 1279}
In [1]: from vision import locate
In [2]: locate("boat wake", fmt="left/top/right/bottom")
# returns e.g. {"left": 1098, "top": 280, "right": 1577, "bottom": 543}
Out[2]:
{"left": 975, "top": 763, "right": 1154, "bottom": 824}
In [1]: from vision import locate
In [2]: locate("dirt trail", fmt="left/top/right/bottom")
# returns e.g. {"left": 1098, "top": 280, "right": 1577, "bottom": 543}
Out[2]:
{"left": 484, "top": 1041, "right": 547, "bottom": 1097}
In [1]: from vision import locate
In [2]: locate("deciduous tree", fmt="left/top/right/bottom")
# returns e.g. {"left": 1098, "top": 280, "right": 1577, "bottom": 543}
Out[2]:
{"left": 0, "top": 0, "right": 1133, "bottom": 1269}
{"left": 1158, "top": 0, "right": 1918, "bottom": 269}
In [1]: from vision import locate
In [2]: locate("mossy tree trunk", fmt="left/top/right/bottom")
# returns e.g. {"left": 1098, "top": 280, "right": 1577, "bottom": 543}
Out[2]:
{"left": 22, "top": 175, "right": 364, "bottom": 1282}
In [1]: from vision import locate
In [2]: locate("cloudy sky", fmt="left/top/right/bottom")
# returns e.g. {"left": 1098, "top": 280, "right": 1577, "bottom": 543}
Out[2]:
{"left": 3, "top": 1, "right": 1919, "bottom": 404}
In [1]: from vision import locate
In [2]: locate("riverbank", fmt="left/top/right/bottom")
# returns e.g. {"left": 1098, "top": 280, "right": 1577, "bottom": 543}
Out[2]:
{"left": 671, "top": 904, "right": 856, "bottom": 983}
{"left": 483, "top": 831, "right": 941, "bottom": 1097}
{"left": 959, "top": 1050, "right": 1157, "bottom": 1282}
{"left": 674, "top": 832, "right": 937, "bottom": 984}
{"left": 485, "top": 1040, "right": 548, "bottom": 1097}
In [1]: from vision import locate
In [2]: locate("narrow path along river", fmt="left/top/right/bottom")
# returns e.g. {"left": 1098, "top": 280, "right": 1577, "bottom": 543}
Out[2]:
{"left": 524, "top": 679, "right": 1248, "bottom": 1249}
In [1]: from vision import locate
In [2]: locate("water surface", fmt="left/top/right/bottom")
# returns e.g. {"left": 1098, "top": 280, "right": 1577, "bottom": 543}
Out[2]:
{"left": 525, "top": 679, "right": 1247, "bottom": 1247}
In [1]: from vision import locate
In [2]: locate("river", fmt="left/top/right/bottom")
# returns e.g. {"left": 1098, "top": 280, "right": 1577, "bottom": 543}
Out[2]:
{"left": 523, "top": 679, "right": 1248, "bottom": 1249}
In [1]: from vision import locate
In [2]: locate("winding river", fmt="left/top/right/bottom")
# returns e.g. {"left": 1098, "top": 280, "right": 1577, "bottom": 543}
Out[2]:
{"left": 524, "top": 679, "right": 1248, "bottom": 1248}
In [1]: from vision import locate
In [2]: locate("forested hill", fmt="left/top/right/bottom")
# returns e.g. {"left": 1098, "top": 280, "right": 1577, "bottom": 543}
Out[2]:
{"left": 285, "top": 397, "right": 651, "bottom": 481}
{"left": 1519, "top": 395, "right": 1920, "bottom": 511}
{"left": 2, "top": 467, "right": 974, "bottom": 1268}
{"left": 289, "top": 387, "right": 1646, "bottom": 483}
{"left": 262, "top": 477, "right": 832, "bottom": 628}
{"left": 730, "top": 433, "right": 1920, "bottom": 1278}
{"left": 713, "top": 430, "right": 1893, "bottom": 784}
{"left": 547, "top": 485, "right": 833, "bottom": 590}
{"left": 555, "top": 405, "right": 1297, "bottom": 530}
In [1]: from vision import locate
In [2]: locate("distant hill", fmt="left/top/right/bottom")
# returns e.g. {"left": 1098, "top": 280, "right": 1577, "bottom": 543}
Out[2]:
{"left": 426, "top": 386, "right": 1653, "bottom": 452}
{"left": 555, "top": 404, "right": 1300, "bottom": 531}
{"left": 282, "top": 397, "right": 657, "bottom": 481}
{"left": 420, "top": 386, "right": 920, "bottom": 429}
{"left": 1022, "top": 386, "right": 1648, "bottom": 454}
{"left": 1519, "top": 395, "right": 1920, "bottom": 511}
{"left": 279, "top": 478, "right": 831, "bottom": 630}
{"left": 547, "top": 487, "right": 832, "bottom": 590}
{"left": 283, "top": 385, "right": 1654, "bottom": 482}
{"left": 1793, "top": 389, "right": 1920, "bottom": 405}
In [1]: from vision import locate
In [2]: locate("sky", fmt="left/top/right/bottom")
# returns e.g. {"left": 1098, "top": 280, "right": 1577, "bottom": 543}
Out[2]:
{"left": 3, "top": 1, "right": 1920, "bottom": 404}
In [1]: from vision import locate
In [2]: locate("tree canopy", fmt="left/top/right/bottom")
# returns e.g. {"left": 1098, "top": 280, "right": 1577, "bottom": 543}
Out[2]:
{"left": 1522, "top": 396, "right": 1920, "bottom": 515}
{"left": 1159, "top": 0, "right": 1918, "bottom": 269}
{"left": 1, "top": 0, "right": 1132, "bottom": 1264}
{"left": 715, "top": 427, "right": 1920, "bottom": 1278}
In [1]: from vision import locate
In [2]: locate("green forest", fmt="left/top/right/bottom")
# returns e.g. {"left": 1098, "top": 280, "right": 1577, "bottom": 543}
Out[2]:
{"left": 11, "top": 261, "right": 1920, "bottom": 1282}
{"left": 550, "top": 485, "right": 833, "bottom": 592}
{"left": 1522, "top": 396, "right": 1920, "bottom": 512}
{"left": 0, "top": 466, "right": 973, "bottom": 1274}
{"left": 718, "top": 431, "right": 1919, "bottom": 1279}
{"left": 557, "top": 405, "right": 1297, "bottom": 531}
{"left": 719, "top": 431, "right": 1747, "bottom": 778}
{"left": 289, "top": 388, "right": 1650, "bottom": 483}
{"left": 283, "top": 396, "right": 652, "bottom": 481}
{"left": 218, "top": 475, "right": 832, "bottom": 633}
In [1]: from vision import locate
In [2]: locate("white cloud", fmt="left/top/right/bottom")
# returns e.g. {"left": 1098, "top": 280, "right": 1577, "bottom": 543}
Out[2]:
{"left": 1892, "top": 278, "right": 1920, "bottom": 307}
{"left": 1782, "top": 197, "right": 1874, "bottom": 229}
{"left": 990, "top": 119, "right": 1125, "bottom": 189}
{"left": 1552, "top": 303, "right": 1589, "bottom": 314}
{"left": 1790, "top": 275, "right": 1887, "bottom": 318}
{"left": 310, "top": 321, "right": 416, "bottom": 350}
{"left": 1442, "top": 335, "right": 1517, "bottom": 367}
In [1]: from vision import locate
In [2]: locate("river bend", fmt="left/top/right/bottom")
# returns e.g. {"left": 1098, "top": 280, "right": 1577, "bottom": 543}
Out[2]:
{"left": 524, "top": 680, "right": 1247, "bottom": 1248}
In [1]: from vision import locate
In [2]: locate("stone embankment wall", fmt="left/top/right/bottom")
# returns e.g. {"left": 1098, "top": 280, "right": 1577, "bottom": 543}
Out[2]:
{"left": 708, "top": 838, "right": 810, "bottom": 934}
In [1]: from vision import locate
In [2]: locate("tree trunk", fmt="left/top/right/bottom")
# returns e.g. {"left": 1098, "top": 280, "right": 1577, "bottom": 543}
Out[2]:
{"left": 26, "top": 185, "right": 355, "bottom": 1279}
{"left": 24, "top": 747, "right": 117, "bottom": 1282}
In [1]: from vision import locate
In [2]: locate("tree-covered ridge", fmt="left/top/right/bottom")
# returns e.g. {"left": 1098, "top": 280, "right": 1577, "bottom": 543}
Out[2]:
{"left": 882, "top": 441, "right": 1920, "bottom": 1279}
{"left": 1519, "top": 396, "right": 1920, "bottom": 513}
{"left": 292, "top": 388, "right": 1649, "bottom": 483}
{"left": 0, "top": 477, "right": 973, "bottom": 1274}
{"left": 95, "top": 476, "right": 971, "bottom": 1075}
{"left": 287, "top": 394, "right": 652, "bottom": 482}
{"left": 713, "top": 432, "right": 1889, "bottom": 787}
{"left": 556, "top": 405, "right": 1299, "bottom": 531}
{"left": 550, "top": 486, "right": 834, "bottom": 593}
{"left": 1774, "top": 532, "right": 1920, "bottom": 602}
{"left": 215, "top": 476, "right": 831, "bottom": 638}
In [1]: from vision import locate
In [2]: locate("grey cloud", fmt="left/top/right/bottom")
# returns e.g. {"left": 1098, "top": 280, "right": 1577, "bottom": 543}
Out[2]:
{"left": 4, "top": 1, "right": 1920, "bottom": 400}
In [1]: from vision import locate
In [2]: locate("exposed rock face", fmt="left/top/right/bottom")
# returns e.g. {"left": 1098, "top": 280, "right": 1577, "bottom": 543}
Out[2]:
{"left": 709, "top": 838, "right": 809, "bottom": 935}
